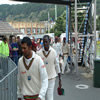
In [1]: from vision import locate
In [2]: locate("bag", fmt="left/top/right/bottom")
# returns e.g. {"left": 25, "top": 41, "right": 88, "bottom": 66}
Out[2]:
{"left": 57, "top": 87, "right": 64, "bottom": 95}
{"left": 57, "top": 79, "right": 65, "bottom": 96}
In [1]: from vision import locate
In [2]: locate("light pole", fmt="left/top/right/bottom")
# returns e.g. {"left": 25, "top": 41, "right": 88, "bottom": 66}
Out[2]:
{"left": 48, "top": 11, "right": 50, "bottom": 34}
{"left": 55, "top": 5, "right": 57, "bottom": 21}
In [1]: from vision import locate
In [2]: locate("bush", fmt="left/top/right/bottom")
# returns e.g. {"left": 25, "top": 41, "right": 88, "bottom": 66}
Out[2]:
{"left": 55, "top": 31, "right": 62, "bottom": 37}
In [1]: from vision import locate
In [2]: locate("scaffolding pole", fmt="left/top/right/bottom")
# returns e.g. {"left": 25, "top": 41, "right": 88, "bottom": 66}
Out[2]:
{"left": 75, "top": 0, "right": 78, "bottom": 76}
{"left": 69, "top": 4, "right": 73, "bottom": 73}
{"left": 66, "top": 6, "right": 68, "bottom": 42}
{"left": 94, "top": 0, "right": 96, "bottom": 58}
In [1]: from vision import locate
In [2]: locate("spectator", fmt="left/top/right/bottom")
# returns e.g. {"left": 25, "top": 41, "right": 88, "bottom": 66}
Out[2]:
{"left": 7, "top": 39, "right": 12, "bottom": 58}
{"left": 11, "top": 36, "right": 19, "bottom": 66}
{"left": 52, "top": 37, "right": 62, "bottom": 58}
{"left": 0, "top": 36, "right": 9, "bottom": 57}
{"left": 17, "top": 36, "right": 22, "bottom": 59}
{"left": 40, "top": 39, "right": 43, "bottom": 48}
{"left": 37, "top": 38, "right": 42, "bottom": 51}
{"left": 0, "top": 36, "right": 9, "bottom": 76}
{"left": 32, "top": 41, "right": 37, "bottom": 53}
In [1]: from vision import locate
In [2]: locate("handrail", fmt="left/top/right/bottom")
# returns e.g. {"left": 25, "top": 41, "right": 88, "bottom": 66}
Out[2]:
{"left": 0, "top": 67, "right": 17, "bottom": 83}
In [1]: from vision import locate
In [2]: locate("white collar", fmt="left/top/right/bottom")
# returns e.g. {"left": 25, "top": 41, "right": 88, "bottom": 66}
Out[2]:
{"left": 24, "top": 51, "right": 35, "bottom": 61}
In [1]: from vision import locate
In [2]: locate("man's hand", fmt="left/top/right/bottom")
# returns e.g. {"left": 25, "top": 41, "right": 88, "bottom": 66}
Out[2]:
{"left": 59, "top": 79, "right": 62, "bottom": 88}
{"left": 13, "top": 48, "right": 17, "bottom": 51}
{"left": 18, "top": 98, "right": 22, "bottom": 100}
{"left": 58, "top": 73, "right": 62, "bottom": 88}
{"left": 58, "top": 73, "right": 61, "bottom": 81}
{"left": 36, "top": 97, "right": 41, "bottom": 100}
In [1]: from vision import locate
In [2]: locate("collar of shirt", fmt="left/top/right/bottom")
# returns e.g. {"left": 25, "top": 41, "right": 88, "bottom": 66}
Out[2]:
{"left": 24, "top": 51, "right": 35, "bottom": 65}
{"left": 42, "top": 46, "right": 51, "bottom": 55}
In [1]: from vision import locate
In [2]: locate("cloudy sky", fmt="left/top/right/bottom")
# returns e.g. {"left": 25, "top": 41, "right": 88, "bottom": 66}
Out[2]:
{"left": 0, "top": 0, "right": 25, "bottom": 5}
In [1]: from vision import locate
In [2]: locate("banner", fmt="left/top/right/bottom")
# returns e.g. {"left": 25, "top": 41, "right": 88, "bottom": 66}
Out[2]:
{"left": 97, "top": 41, "right": 100, "bottom": 57}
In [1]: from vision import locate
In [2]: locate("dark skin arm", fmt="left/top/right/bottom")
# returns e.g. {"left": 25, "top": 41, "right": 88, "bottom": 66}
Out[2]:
{"left": 58, "top": 73, "right": 61, "bottom": 80}
{"left": 58, "top": 73, "right": 62, "bottom": 87}
{"left": 18, "top": 98, "right": 21, "bottom": 100}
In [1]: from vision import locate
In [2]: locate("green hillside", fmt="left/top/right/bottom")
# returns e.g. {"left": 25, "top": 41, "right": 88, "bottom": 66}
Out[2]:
{"left": 0, "top": 3, "right": 66, "bottom": 22}
{"left": 0, "top": 1, "right": 99, "bottom": 22}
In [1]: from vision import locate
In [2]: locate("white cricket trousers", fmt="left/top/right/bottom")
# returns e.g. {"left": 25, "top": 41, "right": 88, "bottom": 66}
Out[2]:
{"left": 62, "top": 55, "right": 70, "bottom": 74}
{"left": 45, "top": 79, "right": 55, "bottom": 100}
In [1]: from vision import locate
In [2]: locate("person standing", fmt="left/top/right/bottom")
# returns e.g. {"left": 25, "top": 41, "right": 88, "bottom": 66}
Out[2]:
{"left": 52, "top": 37, "right": 63, "bottom": 72}
{"left": 40, "top": 39, "right": 43, "bottom": 48}
{"left": 62, "top": 37, "right": 70, "bottom": 74}
{"left": 37, "top": 35, "right": 61, "bottom": 100}
{"left": 72, "top": 48, "right": 76, "bottom": 73}
{"left": 0, "top": 36, "right": 9, "bottom": 57}
{"left": 0, "top": 36, "right": 9, "bottom": 76}
{"left": 52, "top": 37, "right": 62, "bottom": 58}
{"left": 32, "top": 41, "right": 37, "bottom": 53}
{"left": 89, "top": 38, "right": 94, "bottom": 74}
{"left": 18, "top": 37, "right": 48, "bottom": 100}
{"left": 11, "top": 36, "right": 19, "bottom": 66}
{"left": 37, "top": 38, "right": 42, "bottom": 51}
{"left": 17, "top": 36, "right": 22, "bottom": 59}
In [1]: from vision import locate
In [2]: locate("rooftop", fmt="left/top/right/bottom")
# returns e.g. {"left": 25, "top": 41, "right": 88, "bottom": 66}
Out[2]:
{"left": 0, "top": 21, "right": 23, "bottom": 36}
{"left": 13, "top": 0, "right": 92, "bottom": 5}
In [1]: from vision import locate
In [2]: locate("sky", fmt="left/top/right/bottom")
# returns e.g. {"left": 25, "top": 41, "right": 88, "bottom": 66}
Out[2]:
{"left": 0, "top": 0, "right": 25, "bottom": 5}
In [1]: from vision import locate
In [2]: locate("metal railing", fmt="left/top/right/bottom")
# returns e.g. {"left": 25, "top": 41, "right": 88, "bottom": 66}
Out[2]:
{"left": 0, "top": 55, "right": 18, "bottom": 100}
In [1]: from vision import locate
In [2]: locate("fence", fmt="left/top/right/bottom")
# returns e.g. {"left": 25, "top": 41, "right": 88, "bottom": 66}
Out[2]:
{"left": 0, "top": 56, "right": 18, "bottom": 100}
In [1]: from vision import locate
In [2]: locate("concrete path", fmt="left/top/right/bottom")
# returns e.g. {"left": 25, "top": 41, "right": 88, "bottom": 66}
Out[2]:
{"left": 54, "top": 67, "right": 100, "bottom": 100}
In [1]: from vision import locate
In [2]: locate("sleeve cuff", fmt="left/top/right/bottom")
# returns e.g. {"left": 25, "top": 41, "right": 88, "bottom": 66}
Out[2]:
{"left": 38, "top": 94, "right": 43, "bottom": 100}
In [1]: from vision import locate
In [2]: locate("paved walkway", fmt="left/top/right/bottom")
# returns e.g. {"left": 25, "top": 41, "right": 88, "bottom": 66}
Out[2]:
{"left": 54, "top": 67, "right": 100, "bottom": 100}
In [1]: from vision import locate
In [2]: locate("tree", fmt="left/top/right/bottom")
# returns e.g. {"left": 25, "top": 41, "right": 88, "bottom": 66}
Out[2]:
{"left": 97, "top": 0, "right": 100, "bottom": 15}
{"left": 50, "top": 11, "right": 66, "bottom": 37}
{"left": 50, "top": 10, "right": 85, "bottom": 36}
{"left": 97, "top": 15, "right": 100, "bottom": 30}
{"left": 55, "top": 31, "right": 62, "bottom": 37}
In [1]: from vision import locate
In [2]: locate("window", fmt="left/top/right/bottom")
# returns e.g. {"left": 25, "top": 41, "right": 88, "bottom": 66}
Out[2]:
{"left": 37, "top": 28, "right": 40, "bottom": 33}
{"left": 41, "top": 28, "right": 44, "bottom": 33}
{"left": 20, "top": 28, "right": 25, "bottom": 33}
{"left": 32, "top": 28, "right": 36, "bottom": 34}
{"left": 27, "top": 28, "right": 31, "bottom": 34}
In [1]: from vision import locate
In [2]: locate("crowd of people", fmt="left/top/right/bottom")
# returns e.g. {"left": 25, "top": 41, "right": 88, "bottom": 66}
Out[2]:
{"left": 0, "top": 36, "right": 43, "bottom": 66}
{"left": 0, "top": 36, "right": 22, "bottom": 66}
{"left": 0, "top": 35, "right": 77, "bottom": 100}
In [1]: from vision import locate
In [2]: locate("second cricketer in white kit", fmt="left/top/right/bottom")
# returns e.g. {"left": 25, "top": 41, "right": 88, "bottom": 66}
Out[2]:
{"left": 38, "top": 35, "right": 61, "bottom": 100}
